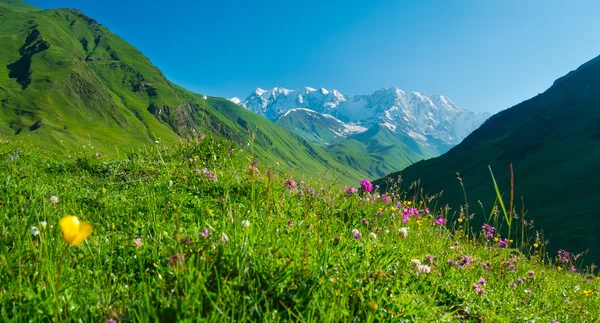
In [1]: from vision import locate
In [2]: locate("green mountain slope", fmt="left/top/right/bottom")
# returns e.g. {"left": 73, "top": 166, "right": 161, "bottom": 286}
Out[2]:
{"left": 326, "top": 124, "right": 429, "bottom": 178}
{"left": 275, "top": 108, "right": 353, "bottom": 145}
{"left": 0, "top": 0, "right": 39, "bottom": 12}
{"left": 376, "top": 54, "right": 600, "bottom": 264}
{"left": 0, "top": 2, "right": 363, "bottom": 183}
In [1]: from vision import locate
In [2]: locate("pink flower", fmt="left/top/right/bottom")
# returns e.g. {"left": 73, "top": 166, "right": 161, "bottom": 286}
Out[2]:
{"left": 435, "top": 218, "right": 445, "bottom": 225}
{"left": 200, "top": 228, "right": 210, "bottom": 238}
{"left": 381, "top": 194, "right": 391, "bottom": 204}
{"left": 360, "top": 179, "right": 373, "bottom": 193}
{"left": 344, "top": 186, "right": 357, "bottom": 195}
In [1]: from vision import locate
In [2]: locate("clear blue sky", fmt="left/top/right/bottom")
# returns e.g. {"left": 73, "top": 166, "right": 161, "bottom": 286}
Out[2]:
{"left": 28, "top": 0, "right": 600, "bottom": 113}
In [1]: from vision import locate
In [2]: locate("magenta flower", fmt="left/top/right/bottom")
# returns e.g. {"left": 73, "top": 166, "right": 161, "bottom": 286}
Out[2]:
{"left": 481, "top": 223, "right": 495, "bottom": 239}
{"left": 360, "top": 179, "right": 373, "bottom": 193}
{"left": 95, "top": 153, "right": 103, "bottom": 158}
{"left": 435, "top": 218, "right": 445, "bottom": 225}
{"left": 558, "top": 249, "right": 570, "bottom": 263}
{"left": 478, "top": 277, "right": 486, "bottom": 286}
{"left": 200, "top": 133, "right": 205, "bottom": 140}
{"left": 497, "top": 238, "right": 508, "bottom": 248}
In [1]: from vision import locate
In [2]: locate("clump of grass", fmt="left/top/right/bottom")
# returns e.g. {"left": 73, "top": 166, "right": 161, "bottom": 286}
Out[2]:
{"left": 0, "top": 136, "right": 598, "bottom": 322}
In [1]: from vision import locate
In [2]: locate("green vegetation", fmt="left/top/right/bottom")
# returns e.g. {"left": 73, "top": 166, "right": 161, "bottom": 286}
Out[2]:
{"left": 377, "top": 54, "right": 600, "bottom": 266}
{"left": 1, "top": 137, "right": 598, "bottom": 321}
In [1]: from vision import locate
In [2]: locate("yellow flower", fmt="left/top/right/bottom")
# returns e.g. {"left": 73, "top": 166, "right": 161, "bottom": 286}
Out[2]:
{"left": 509, "top": 240, "right": 513, "bottom": 243}
{"left": 416, "top": 219, "right": 422, "bottom": 226}
{"left": 407, "top": 201, "right": 412, "bottom": 206}
{"left": 378, "top": 208, "right": 383, "bottom": 212}
{"left": 194, "top": 156, "right": 199, "bottom": 159}
{"left": 533, "top": 243, "right": 539, "bottom": 248}
{"left": 390, "top": 206, "right": 396, "bottom": 211}
{"left": 458, "top": 218, "right": 463, "bottom": 223}
{"left": 583, "top": 290, "right": 593, "bottom": 297}
{"left": 557, "top": 266, "right": 562, "bottom": 271}
{"left": 208, "top": 209, "right": 213, "bottom": 215}
{"left": 366, "top": 300, "right": 378, "bottom": 311}
{"left": 102, "top": 188, "right": 107, "bottom": 194}
{"left": 494, "top": 237, "right": 499, "bottom": 242}
{"left": 60, "top": 216, "right": 92, "bottom": 246}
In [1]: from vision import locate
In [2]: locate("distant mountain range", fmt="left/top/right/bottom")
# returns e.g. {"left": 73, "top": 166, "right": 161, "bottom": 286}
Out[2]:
{"left": 377, "top": 54, "right": 600, "bottom": 265}
{"left": 233, "top": 87, "right": 489, "bottom": 153}
{"left": 230, "top": 87, "right": 490, "bottom": 177}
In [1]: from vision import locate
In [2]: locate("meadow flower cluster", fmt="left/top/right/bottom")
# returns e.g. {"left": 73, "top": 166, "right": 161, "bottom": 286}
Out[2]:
{"left": 0, "top": 137, "right": 598, "bottom": 322}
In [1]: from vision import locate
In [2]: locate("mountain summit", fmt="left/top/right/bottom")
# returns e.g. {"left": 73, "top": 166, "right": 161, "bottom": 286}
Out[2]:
{"left": 235, "top": 87, "right": 490, "bottom": 154}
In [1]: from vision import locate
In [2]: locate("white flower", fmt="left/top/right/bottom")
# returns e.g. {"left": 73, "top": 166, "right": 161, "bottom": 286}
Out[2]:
{"left": 169, "top": 180, "right": 173, "bottom": 187}
{"left": 416, "top": 265, "right": 431, "bottom": 274}
{"left": 352, "top": 228, "right": 360, "bottom": 235}
{"left": 40, "top": 221, "right": 47, "bottom": 229}
{"left": 410, "top": 259, "right": 421, "bottom": 266}
{"left": 369, "top": 232, "right": 377, "bottom": 239}
{"left": 155, "top": 140, "right": 160, "bottom": 144}
{"left": 50, "top": 196, "right": 59, "bottom": 205}
{"left": 241, "top": 220, "right": 250, "bottom": 229}
{"left": 399, "top": 227, "right": 409, "bottom": 238}
{"left": 202, "top": 95, "right": 208, "bottom": 100}
{"left": 29, "top": 226, "right": 39, "bottom": 236}
{"left": 220, "top": 232, "right": 229, "bottom": 245}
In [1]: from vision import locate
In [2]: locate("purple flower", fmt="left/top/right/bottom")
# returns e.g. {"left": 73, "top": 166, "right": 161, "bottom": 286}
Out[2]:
{"left": 8, "top": 155, "right": 13, "bottom": 162}
{"left": 228, "top": 148, "right": 233, "bottom": 153}
{"left": 435, "top": 218, "right": 445, "bottom": 225}
{"left": 253, "top": 160, "right": 259, "bottom": 166}
{"left": 570, "top": 265, "right": 577, "bottom": 272}
{"left": 481, "top": 223, "right": 495, "bottom": 239}
{"left": 108, "top": 319, "right": 117, "bottom": 323}
{"left": 478, "top": 277, "right": 486, "bottom": 286}
{"left": 200, "top": 133, "right": 205, "bottom": 140}
{"left": 96, "top": 153, "right": 103, "bottom": 158}
{"left": 360, "top": 179, "right": 373, "bottom": 193}
{"left": 288, "top": 220, "right": 294, "bottom": 227}
{"left": 558, "top": 249, "right": 570, "bottom": 263}
{"left": 334, "top": 236, "right": 341, "bottom": 243}
{"left": 344, "top": 186, "right": 357, "bottom": 195}
{"left": 352, "top": 229, "right": 362, "bottom": 240}
{"left": 193, "top": 169, "right": 200, "bottom": 174}
{"left": 362, "top": 218, "right": 369, "bottom": 226}
{"left": 528, "top": 270, "right": 535, "bottom": 277}
{"left": 497, "top": 238, "right": 509, "bottom": 248}
{"left": 424, "top": 208, "right": 430, "bottom": 214}
{"left": 461, "top": 256, "right": 473, "bottom": 267}
{"left": 482, "top": 262, "right": 491, "bottom": 270}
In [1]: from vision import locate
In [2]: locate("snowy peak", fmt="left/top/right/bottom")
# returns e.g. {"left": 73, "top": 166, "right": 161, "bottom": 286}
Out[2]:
{"left": 235, "top": 86, "right": 490, "bottom": 152}
{"left": 229, "top": 97, "right": 242, "bottom": 104}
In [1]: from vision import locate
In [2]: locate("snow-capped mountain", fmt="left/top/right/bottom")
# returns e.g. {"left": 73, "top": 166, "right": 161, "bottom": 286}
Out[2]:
{"left": 234, "top": 86, "right": 490, "bottom": 154}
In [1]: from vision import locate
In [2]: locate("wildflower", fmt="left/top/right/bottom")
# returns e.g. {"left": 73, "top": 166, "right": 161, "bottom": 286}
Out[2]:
{"left": 497, "top": 238, "right": 508, "bottom": 248}
{"left": 482, "top": 262, "right": 491, "bottom": 270}
{"left": 461, "top": 256, "right": 473, "bottom": 267}
{"left": 208, "top": 209, "right": 213, "bottom": 215}
{"left": 583, "top": 290, "right": 593, "bottom": 297}
{"left": 228, "top": 148, "right": 233, "bottom": 153}
{"left": 352, "top": 229, "right": 362, "bottom": 240}
{"left": 478, "top": 277, "right": 487, "bottom": 286}
{"left": 570, "top": 266, "right": 577, "bottom": 272}
{"left": 424, "top": 207, "right": 429, "bottom": 213}
{"left": 493, "top": 237, "right": 499, "bottom": 242}
{"left": 416, "top": 265, "right": 431, "bottom": 274}
{"left": 40, "top": 221, "right": 47, "bottom": 229}
{"left": 50, "top": 196, "right": 59, "bottom": 205}
{"left": 458, "top": 217, "right": 463, "bottom": 223}
{"left": 284, "top": 178, "right": 297, "bottom": 190}
{"left": 241, "top": 220, "right": 250, "bottom": 229}
{"left": 360, "top": 179, "right": 373, "bottom": 193}
{"left": 334, "top": 236, "right": 341, "bottom": 243}
{"left": 95, "top": 153, "right": 102, "bottom": 158}
{"left": 154, "top": 140, "right": 160, "bottom": 144}
{"left": 220, "top": 232, "right": 229, "bottom": 245}
{"left": 557, "top": 266, "right": 562, "bottom": 271}
{"left": 398, "top": 227, "right": 409, "bottom": 239}
{"left": 288, "top": 220, "right": 294, "bottom": 227}
{"left": 381, "top": 194, "right": 391, "bottom": 204}
{"left": 366, "top": 300, "right": 378, "bottom": 311}
{"left": 108, "top": 318, "right": 117, "bottom": 323}
{"left": 524, "top": 289, "right": 532, "bottom": 294}
{"left": 200, "top": 228, "right": 210, "bottom": 238}
{"left": 528, "top": 270, "right": 535, "bottom": 277}
{"left": 369, "top": 232, "right": 377, "bottom": 240}
{"left": 59, "top": 216, "right": 92, "bottom": 246}
{"left": 472, "top": 283, "right": 484, "bottom": 296}
{"left": 410, "top": 259, "right": 421, "bottom": 266}
{"left": 533, "top": 243, "right": 539, "bottom": 248}
{"left": 558, "top": 249, "right": 570, "bottom": 263}
{"left": 481, "top": 223, "right": 495, "bottom": 239}
{"left": 29, "top": 226, "right": 40, "bottom": 236}
{"left": 134, "top": 237, "right": 143, "bottom": 248}
{"left": 435, "top": 218, "right": 445, "bottom": 225}
{"left": 200, "top": 133, "right": 205, "bottom": 140}
{"left": 344, "top": 186, "right": 358, "bottom": 195}
{"left": 362, "top": 218, "right": 369, "bottom": 225}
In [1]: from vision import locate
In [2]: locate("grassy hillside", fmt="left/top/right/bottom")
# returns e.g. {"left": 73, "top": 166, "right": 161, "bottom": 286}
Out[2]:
{"left": 376, "top": 54, "right": 600, "bottom": 265}
{"left": 325, "top": 125, "right": 434, "bottom": 178}
{"left": 0, "top": 2, "right": 364, "bottom": 184}
{"left": 275, "top": 108, "right": 349, "bottom": 145}
{"left": 0, "top": 0, "right": 39, "bottom": 12}
{"left": 1, "top": 138, "right": 598, "bottom": 321}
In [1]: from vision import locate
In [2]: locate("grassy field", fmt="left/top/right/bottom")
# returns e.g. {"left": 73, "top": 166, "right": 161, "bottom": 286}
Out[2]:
{"left": 1, "top": 136, "right": 598, "bottom": 322}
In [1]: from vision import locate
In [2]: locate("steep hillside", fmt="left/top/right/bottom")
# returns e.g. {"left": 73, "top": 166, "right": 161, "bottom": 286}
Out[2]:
{"left": 376, "top": 54, "right": 600, "bottom": 264}
{"left": 0, "top": 2, "right": 363, "bottom": 183}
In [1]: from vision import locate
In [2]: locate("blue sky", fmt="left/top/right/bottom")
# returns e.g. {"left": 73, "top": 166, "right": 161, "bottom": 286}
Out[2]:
{"left": 28, "top": 0, "right": 600, "bottom": 113}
